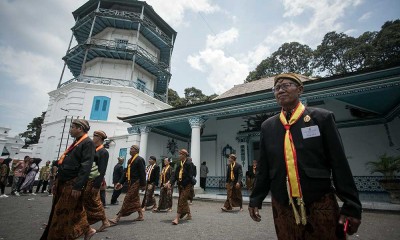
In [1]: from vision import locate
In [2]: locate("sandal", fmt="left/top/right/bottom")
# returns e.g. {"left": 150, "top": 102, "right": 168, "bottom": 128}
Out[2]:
{"left": 84, "top": 228, "right": 96, "bottom": 240}
{"left": 97, "top": 221, "right": 110, "bottom": 232}
{"left": 133, "top": 217, "right": 144, "bottom": 222}
{"left": 108, "top": 218, "right": 119, "bottom": 226}
{"left": 221, "top": 207, "right": 227, "bottom": 212}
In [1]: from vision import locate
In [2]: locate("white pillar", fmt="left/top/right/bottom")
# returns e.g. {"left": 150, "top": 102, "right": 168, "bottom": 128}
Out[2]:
{"left": 139, "top": 126, "right": 151, "bottom": 160}
{"left": 189, "top": 117, "right": 204, "bottom": 189}
{"left": 127, "top": 126, "right": 140, "bottom": 145}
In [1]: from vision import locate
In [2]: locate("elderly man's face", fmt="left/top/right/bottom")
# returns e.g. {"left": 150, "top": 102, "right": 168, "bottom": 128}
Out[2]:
{"left": 179, "top": 152, "right": 186, "bottom": 161}
{"left": 274, "top": 79, "right": 303, "bottom": 109}
{"left": 130, "top": 146, "right": 138, "bottom": 156}
{"left": 69, "top": 124, "right": 83, "bottom": 138}
{"left": 164, "top": 158, "right": 169, "bottom": 166}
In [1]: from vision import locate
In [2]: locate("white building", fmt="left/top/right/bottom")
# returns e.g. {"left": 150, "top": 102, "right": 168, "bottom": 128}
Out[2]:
{"left": 0, "top": 126, "right": 28, "bottom": 160}
{"left": 35, "top": 0, "right": 177, "bottom": 185}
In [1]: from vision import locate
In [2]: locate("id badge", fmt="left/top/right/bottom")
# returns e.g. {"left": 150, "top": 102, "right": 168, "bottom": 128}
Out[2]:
{"left": 301, "top": 125, "right": 320, "bottom": 139}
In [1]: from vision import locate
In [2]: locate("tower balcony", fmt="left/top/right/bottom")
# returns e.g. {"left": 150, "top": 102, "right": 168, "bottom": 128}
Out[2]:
{"left": 72, "top": 7, "right": 174, "bottom": 66}
{"left": 63, "top": 38, "right": 171, "bottom": 93}
{"left": 59, "top": 75, "right": 167, "bottom": 102}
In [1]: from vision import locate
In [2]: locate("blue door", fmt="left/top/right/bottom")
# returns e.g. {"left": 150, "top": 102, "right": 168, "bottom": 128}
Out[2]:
{"left": 90, "top": 96, "right": 110, "bottom": 120}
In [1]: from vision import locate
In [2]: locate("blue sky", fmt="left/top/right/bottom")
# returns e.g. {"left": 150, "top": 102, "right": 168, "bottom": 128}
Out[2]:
{"left": 0, "top": 0, "right": 399, "bottom": 136}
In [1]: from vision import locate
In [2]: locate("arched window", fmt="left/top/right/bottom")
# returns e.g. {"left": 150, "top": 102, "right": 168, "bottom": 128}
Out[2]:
{"left": 90, "top": 96, "right": 110, "bottom": 120}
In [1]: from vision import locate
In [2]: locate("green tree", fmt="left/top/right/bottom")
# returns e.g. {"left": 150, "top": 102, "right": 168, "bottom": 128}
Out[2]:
{"left": 350, "top": 31, "right": 378, "bottom": 68}
{"left": 245, "top": 42, "right": 313, "bottom": 82}
{"left": 168, "top": 87, "right": 217, "bottom": 107}
{"left": 167, "top": 88, "right": 183, "bottom": 108}
{"left": 183, "top": 87, "right": 207, "bottom": 105}
{"left": 19, "top": 112, "right": 45, "bottom": 147}
{"left": 372, "top": 19, "right": 400, "bottom": 67}
{"left": 313, "top": 32, "right": 358, "bottom": 75}
{"left": 272, "top": 42, "right": 314, "bottom": 76}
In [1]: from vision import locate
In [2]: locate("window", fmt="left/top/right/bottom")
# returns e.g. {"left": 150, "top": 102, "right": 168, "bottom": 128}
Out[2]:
{"left": 115, "top": 39, "right": 128, "bottom": 50}
{"left": 90, "top": 96, "right": 110, "bottom": 120}
{"left": 137, "top": 79, "right": 146, "bottom": 92}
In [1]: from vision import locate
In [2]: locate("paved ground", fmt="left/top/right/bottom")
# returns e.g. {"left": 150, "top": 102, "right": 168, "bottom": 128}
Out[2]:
{"left": 0, "top": 189, "right": 399, "bottom": 240}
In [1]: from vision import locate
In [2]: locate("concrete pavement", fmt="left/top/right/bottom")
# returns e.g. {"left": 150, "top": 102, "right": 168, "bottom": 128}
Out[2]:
{"left": 0, "top": 187, "right": 399, "bottom": 240}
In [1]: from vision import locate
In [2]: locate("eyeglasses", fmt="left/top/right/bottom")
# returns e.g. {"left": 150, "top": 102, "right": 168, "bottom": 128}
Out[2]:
{"left": 272, "top": 82, "right": 298, "bottom": 92}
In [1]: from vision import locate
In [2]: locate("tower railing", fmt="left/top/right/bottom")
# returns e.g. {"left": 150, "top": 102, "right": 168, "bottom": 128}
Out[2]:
{"left": 74, "top": 8, "right": 172, "bottom": 45}
{"left": 58, "top": 75, "right": 167, "bottom": 102}
{"left": 66, "top": 38, "right": 169, "bottom": 71}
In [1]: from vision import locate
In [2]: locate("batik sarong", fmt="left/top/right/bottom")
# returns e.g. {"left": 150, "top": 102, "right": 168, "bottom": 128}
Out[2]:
{"left": 177, "top": 184, "right": 191, "bottom": 215}
{"left": 158, "top": 186, "right": 173, "bottom": 210}
{"left": 223, "top": 182, "right": 243, "bottom": 210}
{"left": 272, "top": 193, "right": 344, "bottom": 240}
{"left": 40, "top": 178, "right": 89, "bottom": 240}
{"left": 83, "top": 179, "right": 106, "bottom": 225}
{"left": 189, "top": 185, "right": 195, "bottom": 202}
{"left": 141, "top": 183, "right": 156, "bottom": 209}
{"left": 117, "top": 180, "right": 141, "bottom": 217}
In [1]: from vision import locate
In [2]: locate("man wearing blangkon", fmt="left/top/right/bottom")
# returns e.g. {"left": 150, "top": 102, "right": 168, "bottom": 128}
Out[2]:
{"left": 248, "top": 73, "right": 362, "bottom": 240}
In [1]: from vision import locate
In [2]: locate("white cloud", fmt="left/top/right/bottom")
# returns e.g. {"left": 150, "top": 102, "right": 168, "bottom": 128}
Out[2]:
{"left": 0, "top": 46, "right": 58, "bottom": 99}
{"left": 206, "top": 28, "right": 239, "bottom": 49}
{"left": 145, "top": 0, "right": 220, "bottom": 27}
{"left": 359, "top": 12, "right": 372, "bottom": 22}
{"left": 193, "top": 49, "right": 249, "bottom": 94}
{"left": 187, "top": 28, "right": 249, "bottom": 93}
{"left": 187, "top": 0, "right": 365, "bottom": 94}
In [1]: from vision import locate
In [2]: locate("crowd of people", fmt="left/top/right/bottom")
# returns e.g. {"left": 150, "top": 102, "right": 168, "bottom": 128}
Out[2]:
{"left": 2, "top": 72, "right": 363, "bottom": 240}
{"left": 0, "top": 156, "right": 58, "bottom": 198}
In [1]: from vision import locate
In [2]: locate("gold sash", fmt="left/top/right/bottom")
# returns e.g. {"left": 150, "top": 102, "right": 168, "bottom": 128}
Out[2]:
{"left": 179, "top": 160, "right": 186, "bottom": 181}
{"left": 279, "top": 102, "right": 307, "bottom": 225}
{"left": 162, "top": 165, "right": 170, "bottom": 184}
{"left": 126, "top": 154, "right": 138, "bottom": 183}
{"left": 230, "top": 162, "right": 236, "bottom": 181}
{"left": 57, "top": 134, "right": 88, "bottom": 165}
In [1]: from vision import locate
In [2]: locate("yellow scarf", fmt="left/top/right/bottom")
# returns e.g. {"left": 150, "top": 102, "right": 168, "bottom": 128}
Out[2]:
{"left": 179, "top": 160, "right": 186, "bottom": 181}
{"left": 230, "top": 162, "right": 236, "bottom": 181}
{"left": 279, "top": 102, "right": 307, "bottom": 225}
{"left": 57, "top": 133, "right": 88, "bottom": 165}
{"left": 162, "top": 165, "right": 170, "bottom": 184}
{"left": 126, "top": 154, "right": 138, "bottom": 183}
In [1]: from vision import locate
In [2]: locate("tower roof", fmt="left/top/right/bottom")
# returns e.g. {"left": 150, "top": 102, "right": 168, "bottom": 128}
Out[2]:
{"left": 72, "top": 0, "right": 176, "bottom": 36}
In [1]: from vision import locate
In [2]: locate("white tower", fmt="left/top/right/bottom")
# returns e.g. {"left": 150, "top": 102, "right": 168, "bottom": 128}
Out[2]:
{"left": 36, "top": 0, "right": 177, "bottom": 183}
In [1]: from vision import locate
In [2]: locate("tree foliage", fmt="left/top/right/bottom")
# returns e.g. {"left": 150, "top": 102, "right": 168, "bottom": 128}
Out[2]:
{"left": 167, "top": 87, "right": 217, "bottom": 108}
{"left": 246, "top": 42, "right": 313, "bottom": 82}
{"left": 372, "top": 19, "right": 400, "bottom": 67}
{"left": 167, "top": 88, "right": 183, "bottom": 108}
{"left": 19, "top": 112, "right": 45, "bottom": 147}
{"left": 245, "top": 19, "right": 400, "bottom": 82}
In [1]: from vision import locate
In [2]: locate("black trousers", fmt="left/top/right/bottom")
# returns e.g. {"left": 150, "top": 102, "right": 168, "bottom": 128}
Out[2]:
{"left": 200, "top": 177, "right": 206, "bottom": 190}
{"left": 17, "top": 177, "right": 25, "bottom": 192}
{"left": 0, "top": 182, "right": 6, "bottom": 194}
{"left": 36, "top": 180, "right": 49, "bottom": 193}
{"left": 110, "top": 188, "right": 122, "bottom": 204}
{"left": 100, "top": 189, "right": 106, "bottom": 206}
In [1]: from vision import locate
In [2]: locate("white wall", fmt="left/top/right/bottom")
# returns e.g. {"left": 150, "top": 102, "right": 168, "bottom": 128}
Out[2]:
{"left": 340, "top": 118, "right": 400, "bottom": 176}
